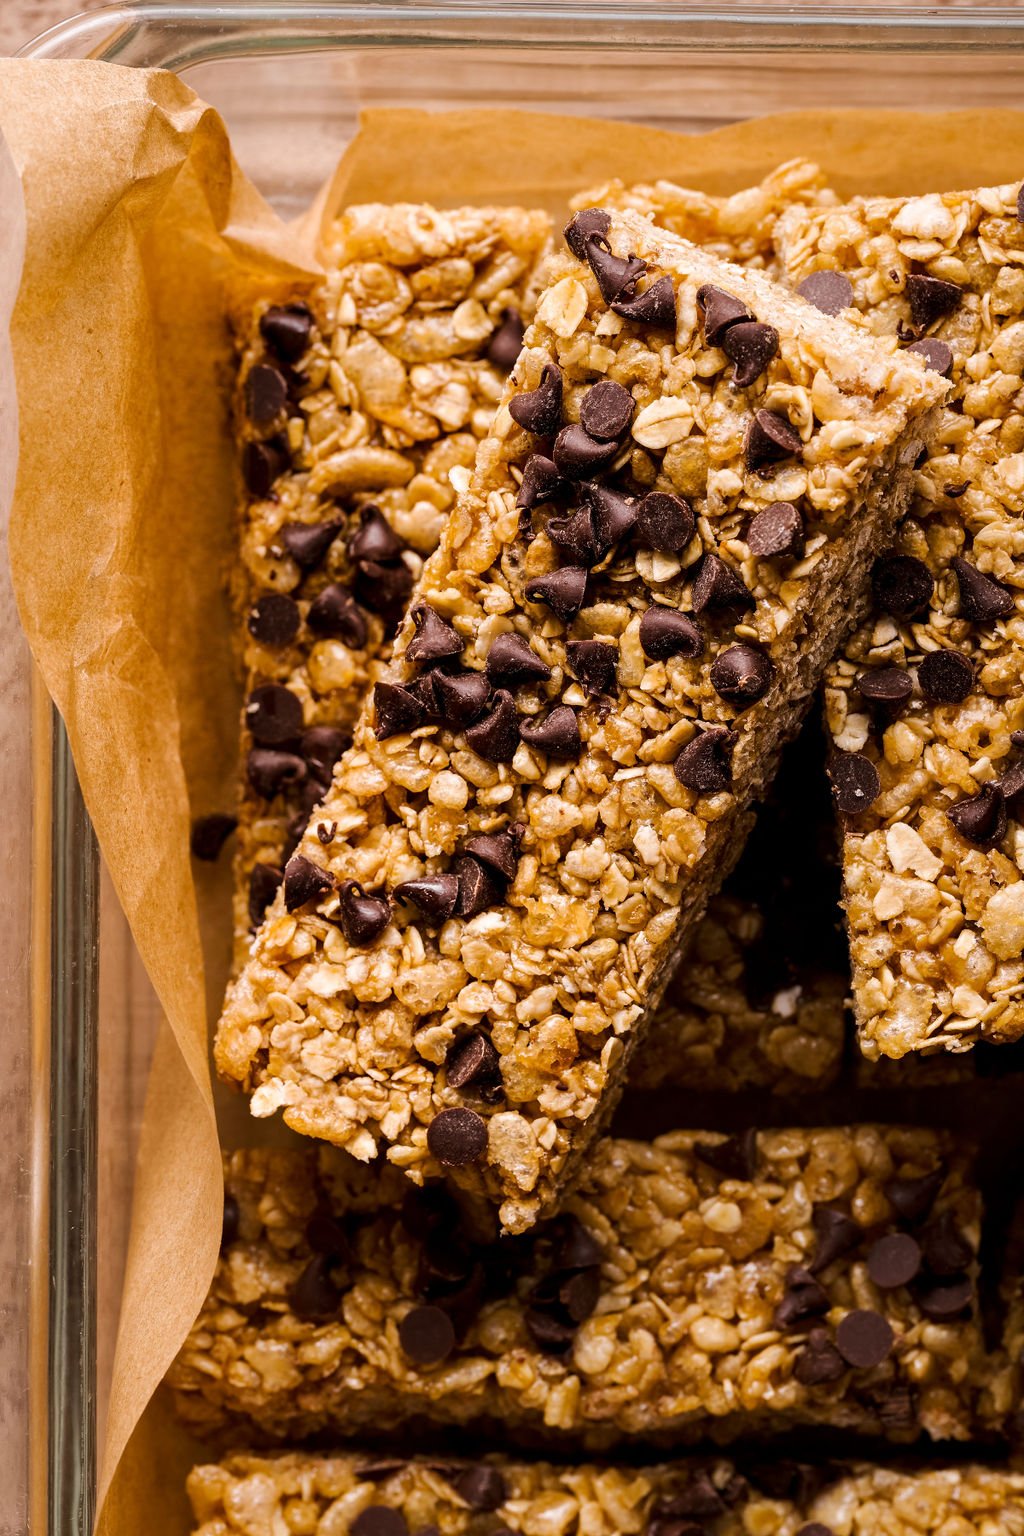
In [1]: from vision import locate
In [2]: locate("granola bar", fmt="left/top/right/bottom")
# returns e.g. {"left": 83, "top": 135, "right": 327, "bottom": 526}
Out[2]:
{"left": 776, "top": 183, "right": 1024, "bottom": 1060}
{"left": 229, "top": 203, "right": 552, "bottom": 968}
{"left": 215, "top": 206, "right": 946, "bottom": 1232}
{"left": 168, "top": 1127, "right": 991, "bottom": 1446}
{"left": 186, "top": 1451, "right": 1024, "bottom": 1536}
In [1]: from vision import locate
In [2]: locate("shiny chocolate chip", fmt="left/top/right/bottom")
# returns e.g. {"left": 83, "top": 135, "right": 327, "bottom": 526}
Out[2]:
{"left": 525, "top": 567, "right": 588, "bottom": 620}
{"left": 283, "top": 853, "right": 335, "bottom": 912}
{"left": 584, "top": 234, "right": 646, "bottom": 305}
{"left": 247, "top": 747, "right": 307, "bottom": 800}
{"left": 307, "top": 583, "right": 368, "bottom": 647}
{"left": 453, "top": 854, "right": 505, "bottom": 918}
{"left": 691, "top": 554, "right": 753, "bottom": 615}
{"left": 464, "top": 690, "right": 520, "bottom": 762}
{"left": 248, "top": 592, "right": 300, "bottom": 648}
{"left": 922, "top": 1210, "right": 972, "bottom": 1276}
{"left": 462, "top": 827, "right": 522, "bottom": 882}
{"left": 354, "top": 558, "right": 413, "bottom": 631}
{"left": 399, "top": 1304, "right": 456, "bottom": 1366}
{"left": 773, "top": 1265, "right": 829, "bottom": 1330}
{"left": 289, "top": 1253, "right": 341, "bottom": 1320}
{"left": 809, "top": 1204, "right": 862, "bottom": 1275}
{"left": 508, "top": 362, "right": 563, "bottom": 436}
{"left": 885, "top": 1169, "right": 944, "bottom": 1224}
{"left": 867, "top": 1233, "right": 922, "bottom": 1290}
{"left": 916, "top": 1275, "right": 973, "bottom": 1323}
{"left": 190, "top": 813, "right": 237, "bottom": 862}
{"left": 697, "top": 283, "right": 753, "bottom": 345}
{"left": 579, "top": 379, "right": 634, "bottom": 440}
{"left": 797, "top": 269, "right": 853, "bottom": 316}
{"left": 710, "top": 644, "right": 773, "bottom": 705}
{"left": 348, "top": 504, "right": 404, "bottom": 564}
{"left": 433, "top": 669, "right": 491, "bottom": 726}
{"left": 905, "top": 337, "right": 954, "bottom": 377}
{"left": 952, "top": 556, "right": 1014, "bottom": 622}
{"left": 246, "top": 683, "right": 303, "bottom": 745}
{"left": 335, "top": 880, "right": 389, "bottom": 946}
{"left": 794, "top": 1326, "right": 846, "bottom": 1385}
{"left": 248, "top": 861, "right": 284, "bottom": 925}
{"left": 242, "top": 438, "right": 288, "bottom": 496}
{"left": 675, "top": 727, "right": 735, "bottom": 793}
{"left": 485, "top": 632, "right": 552, "bottom": 684}
{"left": 828, "top": 751, "right": 880, "bottom": 816}
{"left": 301, "top": 725, "right": 347, "bottom": 786}
{"left": 552, "top": 423, "right": 620, "bottom": 479}
{"left": 446, "top": 1032, "right": 501, "bottom": 1093}
{"left": 259, "top": 302, "right": 313, "bottom": 362}
{"left": 427, "top": 1107, "right": 488, "bottom": 1167}
{"left": 582, "top": 482, "right": 638, "bottom": 548}
{"left": 857, "top": 666, "right": 913, "bottom": 708}
{"left": 566, "top": 639, "right": 617, "bottom": 695}
{"left": 918, "top": 648, "right": 973, "bottom": 704}
{"left": 639, "top": 607, "right": 704, "bottom": 662}
{"left": 747, "top": 500, "right": 803, "bottom": 558}
{"left": 374, "top": 681, "right": 426, "bottom": 740}
{"left": 906, "top": 272, "right": 962, "bottom": 330}
{"left": 280, "top": 518, "right": 342, "bottom": 569}
{"left": 519, "top": 705, "right": 582, "bottom": 758}
{"left": 694, "top": 1129, "right": 757, "bottom": 1180}
{"left": 394, "top": 874, "right": 460, "bottom": 926}
{"left": 835, "top": 1309, "right": 894, "bottom": 1368}
{"left": 722, "top": 320, "right": 779, "bottom": 387}
{"left": 948, "top": 781, "right": 1006, "bottom": 849}
{"left": 612, "top": 274, "right": 676, "bottom": 328}
{"left": 745, "top": 408, "right": 803, "bottom": 472}
{"left": 517, "top": 454, "right": 566, "bottom": 511}
{"left": 636, "top": 491, "right": 695, "bottom": 554}
{"left": 872, "top": 554, "right": 934, "bottom": 618}
{"left": 245, "top": 362, "right": 288, "bottom": 425}
{"left": 564, "top": 207, "right": 612, "bottom": 261}
{"left": 487, "top": 307, "right": 524, "bottom": 372}
{"left": 547, "top": 504, "right": 600, "bottom": 567}
{"left": 407, "top": 603, "right": 463, "bottom": 665}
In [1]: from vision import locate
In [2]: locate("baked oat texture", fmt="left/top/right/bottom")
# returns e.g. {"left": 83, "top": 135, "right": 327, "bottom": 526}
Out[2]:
{"left": 186, "top": 1451, "right": 1024, "bottom": 1536}
{"left": 168, "top": 1128, "right": 1005, "bottom": 1447}
{"left": 216, "top": 206, "right": 947, "bottom": 1233}
{"left": 777, "top": 183, "right": 1024, "bottom": 1059}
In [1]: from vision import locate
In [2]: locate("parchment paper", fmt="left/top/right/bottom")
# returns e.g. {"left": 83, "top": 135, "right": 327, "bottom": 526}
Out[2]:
{"left": 3, "top": 59, "right": 1024, "bottom": 1535}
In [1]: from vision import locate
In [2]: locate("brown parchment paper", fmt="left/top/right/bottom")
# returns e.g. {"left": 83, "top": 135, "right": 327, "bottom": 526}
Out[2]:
{"left": 4, "top": 60, "right": 1024, "bottom": 1534}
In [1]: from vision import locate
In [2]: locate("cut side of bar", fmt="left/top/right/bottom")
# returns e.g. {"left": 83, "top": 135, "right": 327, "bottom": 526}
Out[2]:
{"left": 186, "top": 1452, "right": 1024, "bottom": 1536}
{"left": 776, "top": 183, "right": 1024, "bottom": 1060}
{"left": 168, "top": 1127, "right": 993, "bottom": 1447}
{"left": 216, "top": 205, "right": 947, "bottom": 1231}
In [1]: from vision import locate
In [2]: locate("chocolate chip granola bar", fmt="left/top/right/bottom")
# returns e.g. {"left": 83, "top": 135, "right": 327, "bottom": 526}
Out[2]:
{"left": 168, "top": 1126, "right": 992, "bottom": 1447}
{"left": 776, "top": 183, "right": 1024, "bottom": 1060}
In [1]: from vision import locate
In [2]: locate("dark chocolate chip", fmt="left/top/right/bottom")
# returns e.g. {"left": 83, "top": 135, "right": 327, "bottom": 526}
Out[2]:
{"left": 336, "top": 880, "right": 390, "bottom": 946}
{"left": 906, "top": 273, "right": 962, "bottom": 330}
{"left": 835, "top": 1309, "right": 894, "bottom": 1368}
{"left": 747, "top": 501, "right": 803, "bottom": 558}
{"left": 557, "top": 1214, "right": 603, "bottom": 1271}
{"left": 307, "top": 583, "right": 368, "bottom": 647}
{"left": 797, "top": 269, "right": 854, "bottom": 317}
{"left": 745, "top": 409, "right": 802, "bottom": 472}
{"left": 259, "top": 302, "right": 314, "bottom": 362}
{"left": 486, "top": 632, "right": 552, "bottom": 684}
{"left": 660, "top": 1473, "right": 728, "bottom": 1520}
{"left": 794, "top": 1326, "right": 847, "bottom": 1385}
{"left": 245, "top": 362, "right": 288, "bottom": 425}
{"left": 857, "top": 666, "right": 913, "bottom": 708}
{"left": 873, "top": 1382, "right": 915, "bottom": 1433}
{"left": 398, "top": 1304, "right": 456, "bottom": 1365}
{"left": 946, "top": 481, "right": 970, "bottom": 499}
{"left": 462, "top": 827, "right": 522, "bottom": 882}
{"left": 248, "top": 861, "right": 284, "bottom": 925}
{"left": 922, "top": 1210, "right": 973, "bottom": 1276}
{"left": 242, "top": 438, "right": 288, "bottom": 497}
{"left": 454, "top": 1468, "right": 506, "bottom": 1512}
{"left": 354, "top": 558, "right": 413, "bottom": 631}
{"left": 694, "top": 1129, "right": 757, "bottom": 1180}
{"left": 905, "top": 337, "right": 954, "bottom": 377}
{"left": 453, "top": 854, "right": 506, "bottom": 918}
{"left": 1018, "top": 183, "right": 1024, "bottom": 224}
{"left": 394, "top": 875, "right": 460, "bottom": 926}
{"left": 952, "top": 556, "right": 1014, "bottom": 622}
{"left": 525, "top": 567, "right": 588, "bottom": 620}
{"left": 564, "top": 207, "right": 612, "bottom": 261}
{"left": 916, "top": 1275, "right": 973, "bottom": 1323}
{"left": 697, "top": 284, "right": 753, "bottom": 345}
{"left": 407, "top": 603, "right": 463, "bottom": 665}
{"left": 581, "top": 482, "right": 639, "bottom": 548}
{"left": 247, "top": 747, "right": 307, "bottom": 800}
{"left": 797, "top": 1526, "right": 835, "bottom": 1536}
{"left": 221, "top": 1192, "right": 240, "bottom": 1249}
{"left": 827, "top": 752, "right": 880, "bottom": 816}
{"left": 809, "top": 1204, "right": 862, "bottom": 1275}
{"left": 561, "top": 1267, "right": 600, "bottom": 1322}
{"left": 519, "top": 705, "right": 582, "bottom": 758}
{"left": 948, "top": 781, "right": 1006, "bottom": 849}
{"left": 352, "top": 1511, "right": 408, "bottom": 1536}
{"left": 584, "top": 234, "right": 647, "bottom": 305}
{"left": 871, "top": 554, "right": 935, "bottom": 618}
{"left": 280, "top": 518, "right": 343, "bottom": 569}
{"left": 433, "top": 669, "right": 491, "bottom": 726}
{"left": 487, "top": 307, "right": 524, "bottom": 372}
{"left": 918, "top": 649, "right": 973, "bottom": 704}
{"left": 1000, "top": 758, "right": 1024, "bottom": 811}
{"left": 427, "top": 1107, "right": 488, "bottom": 1167}
{"left": 305, "top": 1208, "right": 348, "bottom": 1258}
{"left": 580, "top": 380, "right": 634, "bottom": 441}
{"left": 636, "top": 491, "right": 695, "bottom": 554}
{"left": 773, "top": 1265, "right": 830, "bottom": 1330}
{"left": 639, "top": 607, "right": 704, "bottom": 662}
{"left": 283, "top": 853, "right": 335, "bottom": 912}
{"left": 675, "top": 727, "right": 735, "bottom": 793}
{"left": 867, "top": 1233, "right": 922, "bottom": 1289}
{"left": 248, "top": 592, "right": 300, "bottom": 648}
{"left": 374, "top": 681, "right": 426, "bottom": 740}
{"left": 509, "top": 363, "right": 563, "bottom": 436}
{"left": 517, "top": 455, "right": 566, "bottom": 511}
{"left": 289, "top": 1253, "right": 341, "bottom": 1320}
{"left": 885, "top": 1169, "right": 944, "bottom": 1224}
{"left": 710, "top": 644, "right": 773, "bottom": 705}
{"left": 301, "top": 725, "right": 348, "bottom": 786}
{"left": 526, "top": 1307, "right": 577, "bottom": 1354}
{"left": 567, "top": 639, "right": 617, "bottom": 695}
{"left": 190, "top": 813, "right": 237, "bottom": 862}
{"left": 246, "top": 683, "right": 303, "bottom": 745}
{"left": 722, "top": 320, "right": 779, "bottom": 387}
{"left": 612, "top": 274, "right": 677, "bottom": 329}
{"left": 547, "top": 505, "right": 600, "bottom": 568}
{"left": 348, "top": 504, "right": 404, "bottom": 564}
{"left": 465, "top": 690, "right": 520, "bottom": 762}
{"left": 446, "top": 1032, "right": 501, "bottom": 1093}
{"left": 691, "top": 553, "right": 753, "bottom": 615}
{"left": 553, "top": 423, "right": 620, "bottom": 479}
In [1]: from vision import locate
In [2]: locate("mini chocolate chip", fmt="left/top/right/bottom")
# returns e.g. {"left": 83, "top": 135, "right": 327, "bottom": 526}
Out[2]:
{"left": 517, "top": 455, "right": 566, "bottom": 510}
{"left": 509, "top": 363, "right": 563, "bottom": 436}
{"left": 289, "top": 1253, "right": 341, "bottom": 1320}
{"left": 486, "top": 632, "right": 552, "bottom": 684}
{"left": 307, "top": 583, "right": 368, "bottom": 647}
{"left": 399, "top": 1303, "right": 456, "bottom": 1365}
{"left": 348, "top": 504, "right": 403, "bottom": 564}
{"left": 946, "top": 481, "right": 970, "bottom": 498}
{"left": 245, "top": 362, "right": 288, "bottom": 424}
{"left": 857, "top": 666, "right": 913, "bottom": 707}
{"left": 580, "top": 380, "right": 634, "bottom": 440}
{"left": 454, "top": 1468, "right": 506, "bottom": 1512}
{"left": 906, "top": 272, "right": 962, "bottom": 330}
{"left": 553, "top": 423, "right": 620, "bottom": 479}
{"left": 745, "top": 408, "right": 802, "bottom": 472}
{"left": 794, "top": 1326, "right": 847, "bottom": 1385}
{"left": 352, "top": 1510, "right": 408, "bottom": 1536}
{"left": 221, "top": 1192, "right": 240, "bottom": 1249}
{"left": 393, "top": 874, "right": 458, "bottom": 929}
{"left": 374, "top": 681, "right": 426, "bottom": 740}
{"left": 636, "top": 491, "right": 695, "bottom": 554}
{"left": 520, "top": 705, "right": 582, "bottom": 758}
{"left": 835, "top": 1308, "right": 894, "bottom": 1368}
{"left": 639, "top": 607, "right": 704, "bottom": 662}
{"left": 407, "top": 603, "right": 463, "bottom": 665}
{"left": 567, "top": 639, "right": 617, "bottom": 695}
{"left": 259, "top": 302, "right": 313, "bottom": 362}
{"left": 462, "top": 827, "right": 522, "bottom": 882}
{"left": 905, "top": 337, "right": 954, "bottom": 376}
{"left": 675, "top": 727, "right": 735, "bottom": 793}
{"left": 301, "top": 725, "right": 347, "bottom": 786}
{"left": 773, "top": 1265, "right": 830, "bottom": 1329}
{"left": 280, "top": 518, "right": 342, "bottom": 569}
{"left": 722, "top": 320, "right": 779, "bottom": 387}
{"left": 691, "top": 553, "right": 753, "bottom": 615}
{"left": 952, "top": 556, "right": 1014, "bottom": 622}
{"left": 354, "top": 558, "right": 414, "bottom": 631}
{"left": 710, "top": 644, "right": 773, "bottom": 705}
{"left": 487, "top": 307, "right": 524, "bottom": 372}
{"left": 885, "top": 1169, "right": 944, "bottom": 1224}
{"left": 427, "top": 1107, "right": 488, "bottom": 1167}
{"left": 694, "top": 1129, "right": 757, "bottom": 1180}
{"left": 867, "top": 1233, "right": 922, "bottom": 1289}
{"left": 465, "top": 690, "right": 520, "bottom": 762}
{"left": 446, "top": 1032, "right": 501, "bottom": 1093}
{"left": 242, "top": 438, "right": 288, "bottom": 496}
{"left": 248, "top": 592, "right": 300, "bottom": 648}
{"left": 697, "top": 283, "right": 753, "bottom": 345}
{"left": 922, "top": 1210, "right": 973, "bottom": 1276}
{"left": 433, "top": 669, "right": 491, "bottom": 726}
{"left": 797, "top": 268, "right": 854, "bottom": 316}
{"left": 809, "top": 1204, "right": 862, "bottom": 1274}
{"left": 916, "top": 1275, "right": 973, "bottom": 1323}
{"left": 581, "top": 482, "right": 638, "bottom": 548}
{"left": 872, "top": 554, "right": 934, "bottom": 618}
{"left": 190, "top": 813, "right": 237, "bottom": 861}
{"left": 584, "top": 234, "right": 647, "bottom": 305}
{"left": 284, "top": 853, "right": 335, "bottom": 912}
{"left": 564, "top": 207, "right": 612, "bottom": 261}
{"left": 248, "top": 861, "right": 284, "bottom": 925}
{"left": 948, "top": 781, "right": 1006, "bottom": 849}
{"left": 248, "top": 747, "right": 307, "bottom": 799}
{"left": 453, "top": 854, "right": 505, "bottom": 918}
{"left": 919, "top": 648, "right": 973, "bottom": 703}
{"left": 827, "top": 751, "right": 880, "bottom": 816}
{"left": 246, "top": 683, "right": 303, "bottom": 745}
{"left": 336, "top": 880, "right": 390, "bottom": 946}
{"left": 547, "top": 505, "right": 600, "bottom": 568}
{"left": 747, "top": 501, "right": 802, "bottom": 558}
{"left": 525, "top": 567, "right": 588, "bottom": 620}
{"left": 612, "top": 275, "right": 676, "bottom": 329}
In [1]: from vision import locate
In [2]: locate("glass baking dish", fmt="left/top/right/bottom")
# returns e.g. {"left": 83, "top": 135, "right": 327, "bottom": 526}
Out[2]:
{"left": 10, "top": 4, "right": 1024, "bottom": 1534}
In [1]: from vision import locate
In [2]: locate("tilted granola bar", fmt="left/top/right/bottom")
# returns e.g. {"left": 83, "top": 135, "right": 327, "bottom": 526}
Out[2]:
{"left": 215, "top": 206, "right": 946, "bottom": 1231}
{"left": 186, "top": 1452, "right": 1024, "bottom": 1536}
{"left": 227, "top": 204, "right": 552, "bottom": 968}
{"left": 776, "top": 183, "right": 1024, "bottom": 1060}
{"left": 168, "top": 1127, "right": 991, "bottom": 1447}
